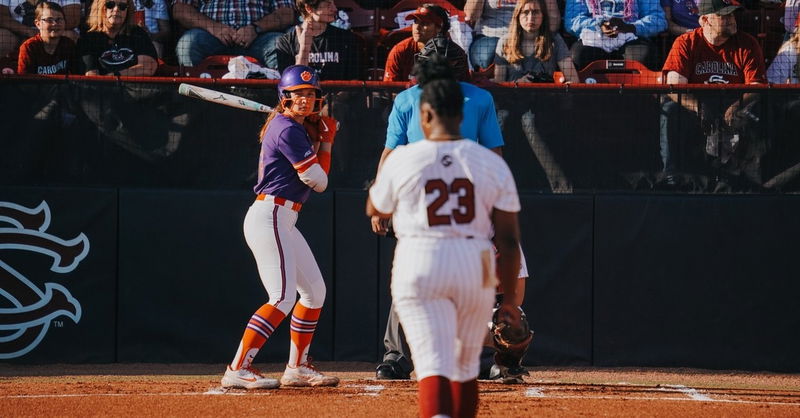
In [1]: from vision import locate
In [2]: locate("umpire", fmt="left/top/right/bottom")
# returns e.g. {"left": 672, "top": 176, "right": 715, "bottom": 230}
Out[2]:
{"left": 371, "top": 28, "right": 533, "bottom": 383}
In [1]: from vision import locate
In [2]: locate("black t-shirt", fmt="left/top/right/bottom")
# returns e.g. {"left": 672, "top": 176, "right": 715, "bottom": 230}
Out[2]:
{"left": 77, "top": 26, "right": 157, "bottom": 75}
{"left": 276, "top": 25, "right": 363, "bottom": 80}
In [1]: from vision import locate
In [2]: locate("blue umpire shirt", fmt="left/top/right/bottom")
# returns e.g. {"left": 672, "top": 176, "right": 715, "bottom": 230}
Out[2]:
{"left": 385, "top": 82, "right": 505, "bottom": 149}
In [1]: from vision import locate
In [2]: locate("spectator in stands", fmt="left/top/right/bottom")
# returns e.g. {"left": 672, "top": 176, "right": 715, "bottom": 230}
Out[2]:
{"left": 768, "top": 20, "right": 799, "bottom": 83}
{"left": 565, "top": 0, "right": 667, "bottom": 70}
{"left": 492, "top": 0, "right": 577, "bottom": 191}
{"left": 0, "top": 0, "right": 80, "bottom": 58}
{"left": 784, "top": 0, "right": 799, "bottom": 37}
{"left": 766, "top": 20, "right": 800, "bottom": 188}
{"left": 133, "top": 0, "right": 171, "bottom": 58}
{"left": 383, "top": 4, "right": 469, "bottom": 82}
{"left": 275, "top": 0, "right": 362, "bottom": 79}
{"left": 78, "top": 0, "right": 158, "bottom": 75}
{"left": 661, "top": 0, "right": 700, "bottom": 36}
{"left": 17, "top": 2, "right": 77, "bottom": 74}
{"left": 493, "top": 0, "right": 579, "bottom": 83}
{"left": 660, "top": 0, "right": 766, "bottom": 187}
{"left": 172, "top": 0, "right": 294, "bottom": 68}
{"left": 464, "top": 0, "right": 560, "bottom": 70}
{"left": 275, "top": 0, "right": 364, "bottom": 178}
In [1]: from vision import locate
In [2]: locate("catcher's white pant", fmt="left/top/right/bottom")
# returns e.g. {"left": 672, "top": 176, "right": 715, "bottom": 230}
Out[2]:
{"left": 392, "top": 237, "right": 496, "bottom": 382}
{"left": 243, "top": 198, "right": 326, "bottom": 314}
{"left": 517, "top": 244, "right": 529, "bottom": 278}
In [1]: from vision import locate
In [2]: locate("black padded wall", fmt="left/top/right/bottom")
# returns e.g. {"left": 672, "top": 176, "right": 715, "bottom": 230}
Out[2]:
{"left": 593, "top": 195, "right": 800, "bottom": 371}
{"left": 0, "top": 188, "right": 117, "bottom": 363}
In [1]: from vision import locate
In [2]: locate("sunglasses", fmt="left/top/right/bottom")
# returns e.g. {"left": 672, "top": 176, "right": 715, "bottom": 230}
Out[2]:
{"left": 104, "top": 1, "right": 129, "bottom": 10}
{"left": 38, "top": 17, "right": 65, "bottom": 24}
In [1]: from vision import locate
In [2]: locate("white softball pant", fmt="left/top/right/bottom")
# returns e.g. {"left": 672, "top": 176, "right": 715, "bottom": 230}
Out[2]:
{"left": 391, "top": 237, "right": 496, "bottom": 382}
{"left": 243, "top": 198, "right": 326, "bottom": 314}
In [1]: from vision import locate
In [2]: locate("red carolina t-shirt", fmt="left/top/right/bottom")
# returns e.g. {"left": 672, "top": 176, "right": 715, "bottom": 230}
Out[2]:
{"left": 17, "top": 34, "right": 77, "bottom": 75}
{"left": 384, "top": 37, "right": 421, "bottom": 82}
{"left": 662, "top": 27, "right": 766, "bottom": 84}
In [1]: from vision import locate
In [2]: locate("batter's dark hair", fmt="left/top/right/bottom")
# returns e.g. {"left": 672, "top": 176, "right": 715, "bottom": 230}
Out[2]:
{"left": 417, "top": 54, "right": 463, "bottom": 119}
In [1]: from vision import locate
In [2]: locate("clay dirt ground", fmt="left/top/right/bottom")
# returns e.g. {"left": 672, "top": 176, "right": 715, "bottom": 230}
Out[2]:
{"left": 2, "top": 362, "right": 800, "bottom": 417}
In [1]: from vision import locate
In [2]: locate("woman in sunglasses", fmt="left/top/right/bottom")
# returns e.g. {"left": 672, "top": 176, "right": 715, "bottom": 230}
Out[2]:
{"left": 17, "top": 2, "right": 78, "bottom": 74}
{"left": 77, "top": 0, "right": 157, "bottom": 76}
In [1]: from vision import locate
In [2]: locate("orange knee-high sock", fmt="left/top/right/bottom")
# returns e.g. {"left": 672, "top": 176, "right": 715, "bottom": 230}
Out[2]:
{"left": 451, "top": 379, "right": 478, "bottom": 418}
{"left": 230, "top": 304, "right": 286, "bottom": 370}
{"left": 419, "top": 376, "right": 453, "bottom": 418}
{"left": 287, "top": 303, "right": 322, "bottom": 367}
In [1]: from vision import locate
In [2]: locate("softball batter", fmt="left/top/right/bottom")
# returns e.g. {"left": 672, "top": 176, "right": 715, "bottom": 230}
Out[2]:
{"left": 367, "top": 56, "right": 522, "bottom": 418}
{"left": 221, "top": 65, "right": 339, "bottom": 390}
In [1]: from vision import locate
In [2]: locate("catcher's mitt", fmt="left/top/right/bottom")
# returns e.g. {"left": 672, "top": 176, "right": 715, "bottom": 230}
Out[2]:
{"left": 491, "top": 306, "right": 533, "bottom": 351}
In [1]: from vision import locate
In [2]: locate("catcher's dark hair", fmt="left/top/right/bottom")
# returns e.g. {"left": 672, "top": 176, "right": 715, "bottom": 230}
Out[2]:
{"left": 418, "top": 54, "right": 463, "bottom": 119}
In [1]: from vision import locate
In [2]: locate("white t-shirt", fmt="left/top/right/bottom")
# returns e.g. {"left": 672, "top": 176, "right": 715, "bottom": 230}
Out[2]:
{"left": 370, "top": 139, "right": 520, "bottom": 240}
{"left": 2, "top": 0, "right": 80, "bottom": 25}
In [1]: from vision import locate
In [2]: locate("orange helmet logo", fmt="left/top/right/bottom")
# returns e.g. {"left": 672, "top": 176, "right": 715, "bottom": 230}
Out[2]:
{"left": 300, "top": 71, "right": 312, "bottom": 82}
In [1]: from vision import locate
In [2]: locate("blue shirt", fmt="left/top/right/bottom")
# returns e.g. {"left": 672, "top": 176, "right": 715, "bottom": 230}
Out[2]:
{"left": 385, "top": 82, "right": 504, "bottom": 149}
{"left": 565, "top": 0, "right": 667, "bottom": 39}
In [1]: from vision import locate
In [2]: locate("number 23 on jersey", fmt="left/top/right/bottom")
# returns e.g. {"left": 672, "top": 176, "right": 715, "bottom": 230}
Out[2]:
{"left": 425, "top": 178, "right": 475, "bottom": 226}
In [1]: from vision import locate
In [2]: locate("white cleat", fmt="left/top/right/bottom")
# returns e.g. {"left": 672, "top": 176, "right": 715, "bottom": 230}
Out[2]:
{"left": 221, "top": 365, "right": 280, "bottom": 389}
{"left": 280, "top": 362, "right": 340, "bottom": 387}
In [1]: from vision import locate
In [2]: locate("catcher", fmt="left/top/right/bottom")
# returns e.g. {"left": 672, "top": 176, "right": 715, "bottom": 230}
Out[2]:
{"left": 373, "top": 38, "right": 534, "bottom": 384}
{"left": 487, "top": 296, "right": 534, "bottom": 384}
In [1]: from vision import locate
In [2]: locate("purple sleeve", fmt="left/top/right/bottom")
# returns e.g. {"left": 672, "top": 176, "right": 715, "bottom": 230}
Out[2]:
{"left": 277, "top": 124, "right": 315, "bottom": 167}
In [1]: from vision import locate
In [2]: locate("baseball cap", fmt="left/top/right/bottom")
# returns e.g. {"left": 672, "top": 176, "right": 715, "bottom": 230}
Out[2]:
{"left": 405, "top": 6, "right": 444, "bottom": 26}
{"left": 698, "top": 0, "right": 742, "bottom": 15}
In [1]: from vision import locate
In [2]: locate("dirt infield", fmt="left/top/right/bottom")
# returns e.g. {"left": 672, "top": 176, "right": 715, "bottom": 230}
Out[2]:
{"left": 2, "top": 363, "right": 800, "bottom": 417}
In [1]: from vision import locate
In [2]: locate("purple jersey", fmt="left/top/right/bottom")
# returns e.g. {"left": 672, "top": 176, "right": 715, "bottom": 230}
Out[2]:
{"left": 253, "top": 114, "right": 316, "bottom": 203}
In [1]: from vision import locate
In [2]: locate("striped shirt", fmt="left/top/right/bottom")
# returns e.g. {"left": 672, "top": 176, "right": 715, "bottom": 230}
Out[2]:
{"left": 173, "top": 0, "right": 293, "bottom": 28}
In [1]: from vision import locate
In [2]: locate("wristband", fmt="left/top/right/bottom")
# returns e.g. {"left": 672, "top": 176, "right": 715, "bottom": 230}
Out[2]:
{"left": 317, "top": 150, "right": 331, "bottom": 174}
{"left": 250, "top": 22, "right": 263, "bottom": 34}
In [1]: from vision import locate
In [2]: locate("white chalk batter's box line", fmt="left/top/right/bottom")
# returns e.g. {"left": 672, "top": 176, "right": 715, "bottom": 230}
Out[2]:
{"left": 2, "top": 384, "right": 799, "bottom": 407}
{"left": 523, "top": 384, "right": 800, "bottom": 406}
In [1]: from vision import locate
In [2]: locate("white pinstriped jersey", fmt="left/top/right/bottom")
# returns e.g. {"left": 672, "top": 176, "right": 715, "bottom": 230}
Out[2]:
{"left": 370, "top": 139, "right": 520, "bottom": 239}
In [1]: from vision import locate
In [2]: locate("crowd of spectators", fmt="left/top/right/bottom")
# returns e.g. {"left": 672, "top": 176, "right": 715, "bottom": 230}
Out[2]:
{"left": 2, "top": 0, "right": 796, "bottom": 191}
{"left": 0, "top": 0, "right": 795, "bottom": 81}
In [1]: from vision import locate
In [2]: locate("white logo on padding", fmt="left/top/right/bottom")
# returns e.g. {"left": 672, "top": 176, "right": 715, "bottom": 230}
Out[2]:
{"left": 0, "top": 201, "right": 85, "bottom": 359}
